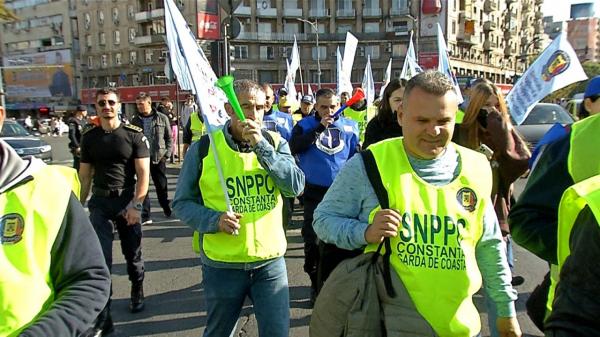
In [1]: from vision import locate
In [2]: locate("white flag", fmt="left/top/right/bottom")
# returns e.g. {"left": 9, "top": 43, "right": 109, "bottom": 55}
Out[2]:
{"left": 506, "top": 33, "right": 587, "bottom": 125}
{"left": 339, "top": 32, "right": 358, "bottom": 96}
{"left": 164, "top": 0, "right": 228, "bottom": 131}
{"left": 284, "top": 60, "right": 297, "bottom": 104}
{"left": 307, "top": 83, "right": 313, "bottom": 97}
{"left": 379, "top": 58, "right": 392, "bottom": 98}
{"left": 289, "top": 35, "right": 300, "bottom": 81}
{"left": 336, "top": 47, "right": 343, "bottom": 95}
{"left": 362, "top": 55, "right": 375, "bottom": 108}
{"left": 400, "top": 31, "right": 422, "bottom": 80}
{"left": 437, "top": 23, "right": 463, "bottom": 104}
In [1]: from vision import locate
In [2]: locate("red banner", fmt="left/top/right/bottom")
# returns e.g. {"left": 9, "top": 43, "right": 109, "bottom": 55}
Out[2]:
{"left": 197, "top": 12, "right": 220, "bottom": 40}
{"left": 418, "top": 52, "right": 439, "bottom": 70}
{"left": 80, "top": 85, "right": 187, "bottom": 104}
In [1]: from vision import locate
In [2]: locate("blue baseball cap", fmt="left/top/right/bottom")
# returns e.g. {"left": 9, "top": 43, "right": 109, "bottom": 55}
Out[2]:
{"left": 584, "top": 76, "right": 600, "bottom": 98}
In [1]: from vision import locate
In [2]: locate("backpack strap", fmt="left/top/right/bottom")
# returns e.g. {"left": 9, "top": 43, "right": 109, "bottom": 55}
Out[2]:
{"left": 360, "top": 150, "right": 396, "bottom": 298}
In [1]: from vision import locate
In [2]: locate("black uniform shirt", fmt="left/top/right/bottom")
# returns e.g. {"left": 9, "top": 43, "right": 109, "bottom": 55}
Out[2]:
{"left": 80, "top": 124, "right": 149, "bottom": 190}
{"left": 67, "top": 117, "right": 84, "bottom": 149}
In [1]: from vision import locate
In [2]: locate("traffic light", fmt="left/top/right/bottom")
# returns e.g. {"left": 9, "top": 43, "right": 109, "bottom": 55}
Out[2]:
{"left": 210, "top": 40, "right": 223, "bottom": 76}
{"left": 228, "top": 44, "right": 236, "bottom": 74}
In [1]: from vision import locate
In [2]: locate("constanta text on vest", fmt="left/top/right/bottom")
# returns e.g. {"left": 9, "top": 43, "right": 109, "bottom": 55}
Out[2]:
{"left": 395, "top": 212, "right": 468, "bottom": 271}
{"left": 231, "top": 194, "right": 277, "bottom": 214}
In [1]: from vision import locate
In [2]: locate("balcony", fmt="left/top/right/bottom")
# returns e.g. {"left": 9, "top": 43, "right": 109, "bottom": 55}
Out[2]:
{"left": 283, "top": 8, "right": 303, "bottom": 17}
{"left": 134, "top": 8, "right": 165, "bottom": 22}
{"left": 134, "top": 34, "right": 165, "bottom": 46}
{"left": 483, "top": 0, "right": 497, "bottom": 13}
{"left": 483, "top": 20, "right": 497, "bottom": 31}
{"left": 504, "top": 30, "right": 516, "bottom": 39}
{"left": 363, "top": 8, "right": 382, "bottom": 17}
{"left": 233, "top": 6, "right": 251, "bottom": 15}
{"left": 257, "top": 7, "right": 277, "bottom": 17}
{"left": 457, "top": 28, "right": 478, "bottom": 45}
{"left": 236, "top": 32, "right": 309, "bottom": 41}
{"left": 483, "top": 39, "right": 498, "bottom": 50}
{"left": 459, "top": 10, "right": 475, "bottom": 22}
{"left": 336, "top": 9, "right": 356, "bottom": 17}
{"left": 309, "top": 8, "right": 329, "bottom": 17}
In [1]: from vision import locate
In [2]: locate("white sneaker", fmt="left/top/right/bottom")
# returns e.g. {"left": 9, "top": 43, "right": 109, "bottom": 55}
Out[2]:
{"left": 141, "top": 219, "right": 153, "bottom": 225}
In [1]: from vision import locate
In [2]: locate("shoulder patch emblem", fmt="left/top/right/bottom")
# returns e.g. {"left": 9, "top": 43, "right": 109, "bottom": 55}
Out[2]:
{"left": 456, "top": 187, "right": 477, "bottom": 212}
{"left": 1, "top": 213, "right": 25, "bottom": 245}
{"left": 81, "top": 124, "right": 97, "bottom": 135}
{"left": 124, "top": 124, "right": 143, "bottom": 132}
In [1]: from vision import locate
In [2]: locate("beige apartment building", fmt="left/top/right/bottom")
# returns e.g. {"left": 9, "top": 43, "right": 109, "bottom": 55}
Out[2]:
{"left": 1, "top": 0, "right": 547, "bottom": 111}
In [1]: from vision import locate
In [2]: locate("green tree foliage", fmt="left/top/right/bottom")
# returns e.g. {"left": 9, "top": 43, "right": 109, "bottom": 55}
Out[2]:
{"left": 544, "top": 61, "right": 600, "bottom": 102}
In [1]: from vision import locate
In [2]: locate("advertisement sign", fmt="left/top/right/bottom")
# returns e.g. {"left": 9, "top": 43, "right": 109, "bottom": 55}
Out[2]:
{"left": 197, "top": 12, "right": 220, "bottom": 40}
{"left": 3, "top": 49, "right": 74, "bottom": 98}
{"left": 418, "top": 52, "right": 439, "bottom": 69}
{"left": 80, "top": 85, "right": 180, "bottom": 104}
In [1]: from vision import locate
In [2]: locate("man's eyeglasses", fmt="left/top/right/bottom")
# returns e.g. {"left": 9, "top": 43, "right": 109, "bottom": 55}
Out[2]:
{"left": 97, "top": 100, "right": 117, "bottom": 107}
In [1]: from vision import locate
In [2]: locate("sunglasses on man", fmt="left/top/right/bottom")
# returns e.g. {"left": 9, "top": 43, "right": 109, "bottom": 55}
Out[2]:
{"left": 97, "top": 100, "right": 117, "bottom": 107}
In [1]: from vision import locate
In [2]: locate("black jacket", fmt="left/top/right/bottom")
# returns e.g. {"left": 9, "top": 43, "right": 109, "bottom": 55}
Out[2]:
{"left": 131, "top": 109, "right": 173, "bottom": 164}
{"left": 362, "top": 116, "right": 402, "bottom": 149}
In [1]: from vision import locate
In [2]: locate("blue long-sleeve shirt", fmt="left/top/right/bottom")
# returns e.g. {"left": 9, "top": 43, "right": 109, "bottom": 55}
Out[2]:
{"left": 313, "top": 144, "right": 517, "bottom": 318}
{"left": 172, "top": 124, "right": 305, "bottom": 269}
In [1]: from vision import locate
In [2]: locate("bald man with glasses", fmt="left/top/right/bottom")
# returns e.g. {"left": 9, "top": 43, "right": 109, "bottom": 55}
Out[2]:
{"left": 79, "top": 88, "right": 151, "bottom": 337}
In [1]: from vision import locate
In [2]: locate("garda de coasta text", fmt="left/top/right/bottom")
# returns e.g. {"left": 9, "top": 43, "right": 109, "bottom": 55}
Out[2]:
{"left": 226, "top": 173, "right": 277, "bottom": 214}
{"left": 396, "top": 212, "right": 468, "bottom": 271}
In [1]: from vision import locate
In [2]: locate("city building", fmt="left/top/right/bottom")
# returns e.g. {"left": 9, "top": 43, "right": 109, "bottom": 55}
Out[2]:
{"left": 1, "top": 0, "right": 548, "bottom": 114}
{"left": 566, "top": 17, "right": 599, "bottom": 62}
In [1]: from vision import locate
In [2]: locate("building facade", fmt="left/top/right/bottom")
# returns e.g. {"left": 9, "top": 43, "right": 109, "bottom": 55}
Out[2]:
{"left": 1, "top": 0, "right": 548, "bottom": 112}
{"left": 567, "top": 17, "right": 599, "bottom": 63}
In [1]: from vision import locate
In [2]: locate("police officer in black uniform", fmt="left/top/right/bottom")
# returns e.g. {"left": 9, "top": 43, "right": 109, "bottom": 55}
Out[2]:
{"left": 67, "top": 105, "right": 87, "bottom": 171}
{"left": 79, "top": 88, "right": 151, "bottom": 337}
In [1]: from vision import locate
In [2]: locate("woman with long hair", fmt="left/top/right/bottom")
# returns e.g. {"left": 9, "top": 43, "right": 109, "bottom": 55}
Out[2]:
{"left": 457, "top": 80, "right": 530, "bottom": 337}
{"left": 363, "top": 78, "right": 406, "bottom": 149}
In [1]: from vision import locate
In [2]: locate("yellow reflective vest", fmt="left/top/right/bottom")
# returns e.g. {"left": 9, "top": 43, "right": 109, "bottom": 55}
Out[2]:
{"left": 546, "top": 114, "right": 600, "bottom": 316}
{"left": 190, "top": 111, "right": 205, "bottom": 142}
{"left": 197, "top": 130, "right": 286, "bottom": 262}
{"left": 365, "top": 139, "right": 491, "bottom": 337}
{"left": 0, "top": 165, "right": 79, "bottom": 336}
{"left": 344, "top": 107, "right": 368, "bottom": 144}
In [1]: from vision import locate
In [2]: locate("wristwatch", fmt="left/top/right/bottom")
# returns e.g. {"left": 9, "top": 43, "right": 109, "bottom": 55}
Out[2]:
{"left": 131, "top": 202, "right": 143, "bottom": 211}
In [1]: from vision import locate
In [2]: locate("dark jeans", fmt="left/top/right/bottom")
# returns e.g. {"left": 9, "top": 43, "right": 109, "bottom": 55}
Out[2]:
{"left": 88, "top": 190, "right": 145, "bottom": 284}
{"left": 143, "top": 159, "right": 169, "bottom": 219}
{"left": 302, "top": 184, "right": 328, "bottom": 291}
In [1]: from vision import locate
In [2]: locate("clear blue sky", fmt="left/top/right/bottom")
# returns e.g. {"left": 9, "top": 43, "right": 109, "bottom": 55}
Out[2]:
{"left": 542, "top": 0, "right": 600, "bottom": 21}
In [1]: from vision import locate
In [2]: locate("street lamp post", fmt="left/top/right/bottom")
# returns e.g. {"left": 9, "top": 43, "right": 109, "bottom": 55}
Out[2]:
{"left": 296, "top": 18, "right": 321, "bottom": 88}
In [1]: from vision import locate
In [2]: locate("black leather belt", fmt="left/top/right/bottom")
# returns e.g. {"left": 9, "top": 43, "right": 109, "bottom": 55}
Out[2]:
{"left": 92, "top": 186, "right": 133, "bottom": 198}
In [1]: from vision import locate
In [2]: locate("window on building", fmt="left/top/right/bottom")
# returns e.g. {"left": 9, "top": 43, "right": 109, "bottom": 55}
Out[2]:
{"left": 98, "top": 10, "right": 104, "bottom": 25}
{"left": 337, "top": 24, "right": 353, "bottom": 33}
{"left": 393, "top": 44, "right": 407, "bottom": 57}
{"left": 113, "top": 30, "right": 120, "bottom": 44}
{"left": 364, "top": 22, "right": 380, "bottom": 33}
{"left": 234, "top": 45, "right": 248, "bottom": 59}
{"left": 259, "top": 70, "right": 278, "bottom": 84}
{"left": 145, "top": 50, "right": 153, "bottom": 63}
{"left": 337, "top": 0, "right": 352, "bottom": 10}
{"left": 129, "top": 28, "right": 136, "bottom": 42}
{"left": 115, "top": 52, "right": 122, "bottom": 65}
{"left": 84, "top": 13, "right": 90, "bottom": 29}
{"left": 86, "top": 34, "right": 92, "bottom": 47}
{"left": 284, "top": 22, "right": 299, "bottom": 35}
{"left": 258, "top": 22, "right": 272, "bottom": 33}
{"left": 130, "top": 51, "right": 137, "bottom": 64}
{"left": 310, "top": 0, "right": 325, "bottom": 9}
{"left": 260, "top": 46, "right": 275, "bottom": 60}
{"left": 99, "top": 32, "right": 106, "bottom": 45}
{"left": 128, "top": 5, "right": 134, "bottom": 19}
{"left": 87, "top": 55, "right": 94, "bottom": 69}
{"left": 365, "top": 0, "right": 378, "bottom": 9}
{"left": 391, "top": 0, "right": 408, "bottom": 10}
{"left": 283, "top": 0, "right": 299, "bottom": 9}
{"left": 101, "top": 54, "right": 108, "bottom": 68}
{"left": 311, "top": 46, "right": 326, "bottom": 60}
{"left": 365, "top": 45, "right": 381, "bottom": 59}
{"left": 112, "top": 7, "right": 119, "bottom": 24}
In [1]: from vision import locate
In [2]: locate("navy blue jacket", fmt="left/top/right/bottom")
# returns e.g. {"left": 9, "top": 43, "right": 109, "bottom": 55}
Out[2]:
{"left": 263, "top": 108, "right": 293, "bottom": 142}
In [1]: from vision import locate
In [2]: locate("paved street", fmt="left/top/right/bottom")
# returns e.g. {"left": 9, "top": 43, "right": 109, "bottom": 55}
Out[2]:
{"left": 45, "top": 134, "right": 548, "bottom": 337}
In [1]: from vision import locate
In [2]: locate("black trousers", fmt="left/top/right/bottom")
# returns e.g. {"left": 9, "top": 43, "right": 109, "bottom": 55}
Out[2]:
{"left": 143, "top": 159, "right": 169, "bottom": 219}
{"left": 88, "top": 191, "right": 145, "bottom": 284}
{"left": 302, "top": 184, "right": 329, "bottom": 291}
{"left": 72, "top": 154, "right": 80, "bottom": 172}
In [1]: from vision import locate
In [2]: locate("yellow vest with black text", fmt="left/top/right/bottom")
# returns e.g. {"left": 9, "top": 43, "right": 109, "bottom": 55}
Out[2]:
{"left": 546, "top": 114, "right": 600, "bottom": 316}
{"left": 198, "top": 130, "right": 286, "bottom": 262}
{"left": 190, "top": 111, "right": 206, "bottom": 142}
{"left": 0, "top": 165, "right": 79, "bottom": 337}
{"left": 365, "top": 139, "right": 491, "bottom": 337}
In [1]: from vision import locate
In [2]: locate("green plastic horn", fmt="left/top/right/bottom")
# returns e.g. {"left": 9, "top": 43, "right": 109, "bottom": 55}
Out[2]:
{"left": 216, "top": 75, "right": 245, "bottom": 122}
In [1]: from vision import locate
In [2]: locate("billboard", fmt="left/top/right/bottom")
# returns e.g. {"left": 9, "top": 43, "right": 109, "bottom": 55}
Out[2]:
{"left": 197, "top": 12, "right": 220, "bottom": 40}
{"left": 3, "top": 49, "right": 74, "bottom": 98}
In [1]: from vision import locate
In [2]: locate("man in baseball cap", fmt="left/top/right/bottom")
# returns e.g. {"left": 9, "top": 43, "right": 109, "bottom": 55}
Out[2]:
{"left": 579, "top": 75, "right": 600, "bottom": 119}
{"left": 293, "top": 95, "right": 315, "bottom": 123}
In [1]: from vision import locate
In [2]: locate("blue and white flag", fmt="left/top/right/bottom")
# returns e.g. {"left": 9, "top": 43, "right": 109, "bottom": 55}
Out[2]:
{"left": 164, "top": 0, "right": 228, "bottom": 131}
{"left": 362, "top": 55, "right": 375, "bottom": 109}
{"left": 437, "top": 23, "right": 463, "bottom": 104}
{"left": 400, "top": 31, "right": 422, "bottom": 80}
{"left": 379, "top": 58, "right": 392, "bottom": 98}
{"left": 506, "top": 33, "right": 587, "bottom": 125}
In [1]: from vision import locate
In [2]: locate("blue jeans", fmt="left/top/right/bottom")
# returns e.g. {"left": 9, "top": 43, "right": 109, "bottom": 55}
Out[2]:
{"left": 201, "top": 257, "right": 290, "bottom": 337}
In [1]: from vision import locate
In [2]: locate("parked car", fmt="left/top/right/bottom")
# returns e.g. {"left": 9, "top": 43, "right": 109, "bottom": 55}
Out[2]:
{"left": 515, "top": 103, "right": 574, "bottom": 149}
{"left": 564, "top": 98, "right": 582, "bottom": 120}
{"left": 0, "top": 120, "right": 53, "bottom": 162}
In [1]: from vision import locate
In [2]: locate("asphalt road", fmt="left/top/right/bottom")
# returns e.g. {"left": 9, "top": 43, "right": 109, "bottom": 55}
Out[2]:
{"left": 44, "top": 134, "right": 548, "bottom": 337}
